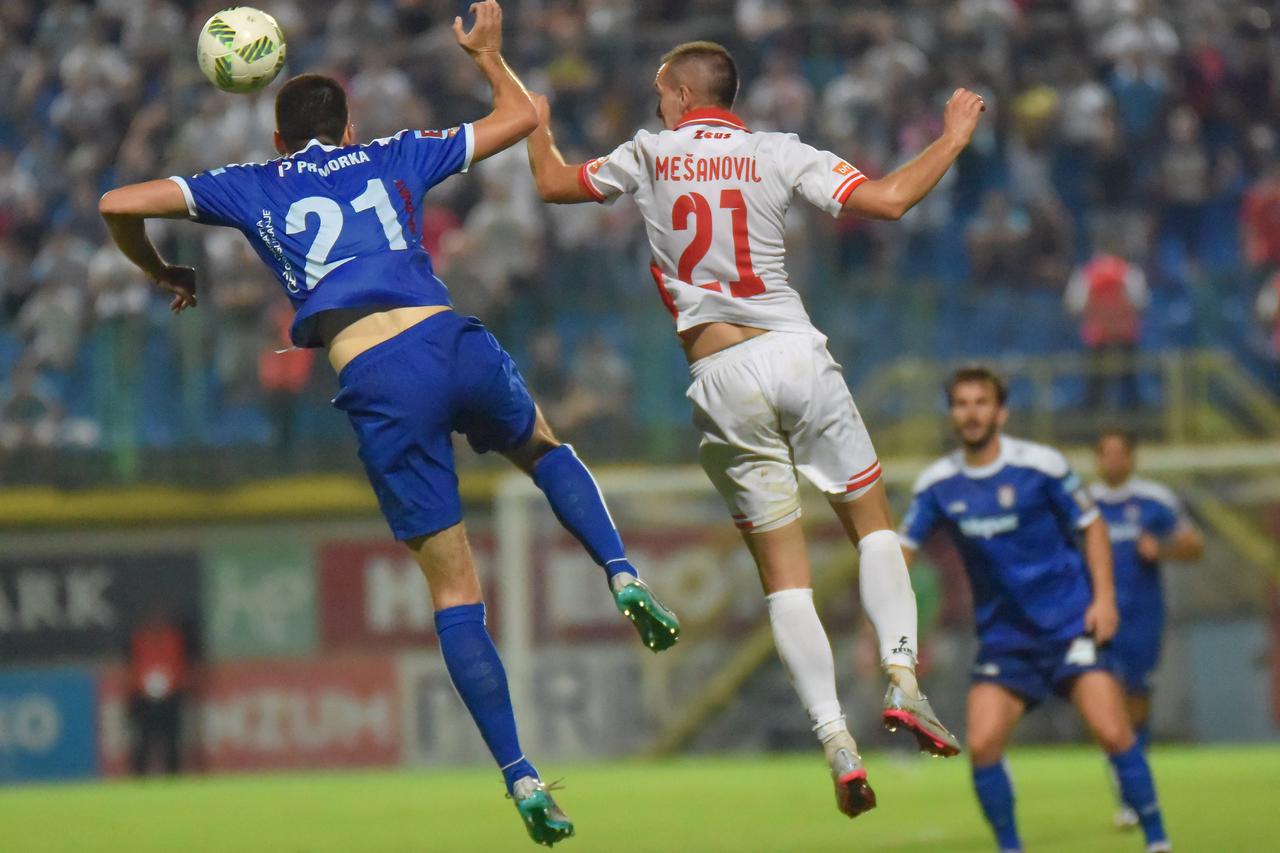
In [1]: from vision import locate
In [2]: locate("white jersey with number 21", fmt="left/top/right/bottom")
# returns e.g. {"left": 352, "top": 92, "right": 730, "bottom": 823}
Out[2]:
{"left": 579, "top": 107, "right": 866, "bottom": 334}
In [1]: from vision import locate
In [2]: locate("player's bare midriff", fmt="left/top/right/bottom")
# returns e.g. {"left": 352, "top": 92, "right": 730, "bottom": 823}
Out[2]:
{"left": 680, "top": 321, "right": 770, "bottom": 364}
{"left": 322, "top": 305, "right": 452, "bottom": 374}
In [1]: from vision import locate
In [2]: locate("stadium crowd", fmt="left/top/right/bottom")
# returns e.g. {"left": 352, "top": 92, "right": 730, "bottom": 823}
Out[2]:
{"left": 1, "top": 0, "right": 1278, "bottom": 481}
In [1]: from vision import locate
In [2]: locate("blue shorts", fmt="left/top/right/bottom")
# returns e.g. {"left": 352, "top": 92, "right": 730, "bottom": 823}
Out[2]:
{"left": 971, "top": 635, "right": 1113, "bottom": 709}
{"left": 332, "top": 311, "right": 536, "bottom": 540}
{"left": 1109, "top": 613, "right": 1163, "bottom": 695}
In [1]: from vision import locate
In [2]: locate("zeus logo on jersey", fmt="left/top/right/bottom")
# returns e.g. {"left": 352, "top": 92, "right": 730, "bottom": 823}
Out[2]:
{"left": 276, "top": 150, "right": 372, "bottom": 178}
{"left": 692, "top": 129, "right": 732, "bottom": 139}
{"left": 958, "top": 514, "right": 1020, "bottom": 539}
{"left": 655, "top": 155, "right": 762, "bottom": 183}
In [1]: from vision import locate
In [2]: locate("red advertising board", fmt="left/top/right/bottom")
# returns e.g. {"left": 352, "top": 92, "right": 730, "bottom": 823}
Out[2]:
{"left": 99, "top": 655, "right": 400, "bottom": 775}
{"left": 318, "top": 538, "right": 496, "bottom": 650}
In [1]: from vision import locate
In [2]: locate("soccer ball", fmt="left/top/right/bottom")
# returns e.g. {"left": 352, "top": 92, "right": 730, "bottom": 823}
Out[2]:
{"left": 197, "top": 7, "right": 287, "bottom": 94}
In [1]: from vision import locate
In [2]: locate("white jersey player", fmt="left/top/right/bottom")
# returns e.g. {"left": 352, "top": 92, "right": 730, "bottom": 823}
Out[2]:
{"left": 527, "top": 40, "right": 985, "bottom": 818}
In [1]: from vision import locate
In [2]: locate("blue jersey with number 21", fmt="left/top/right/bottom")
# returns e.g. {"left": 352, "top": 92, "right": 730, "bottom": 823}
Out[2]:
{"left": 169, "top": 125, "right": 475, "bottom": 347}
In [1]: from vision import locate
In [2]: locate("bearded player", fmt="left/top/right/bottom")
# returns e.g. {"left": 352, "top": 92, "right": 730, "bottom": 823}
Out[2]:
{"left": 1091, "top": 431, "right": 1203, "bottom": 830}
{"left": 97, "top": 3, "right": 680, "bottom": 845}
{"left": 901, "top": 367, "right": 1170, "bottom": 853}
{"left": 525, "top": 40, "right": 981, "bottom": 816}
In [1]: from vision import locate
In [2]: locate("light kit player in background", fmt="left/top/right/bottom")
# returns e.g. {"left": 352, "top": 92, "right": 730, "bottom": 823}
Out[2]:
{"left": 525, "top": 40, "right": 984, "bottom": 817}
{"left": 901, "top": 366, "right": 1171, "bottom": 853}
{"left": 1091, "top": 431, "right": 1203, "bottom": 831}
{"left": 97, "top": 3, "right": 678, "bottom": 846}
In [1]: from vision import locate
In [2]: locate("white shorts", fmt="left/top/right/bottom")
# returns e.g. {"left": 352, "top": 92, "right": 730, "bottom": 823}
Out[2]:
{"left": 686, "top": 331, "right": 881, "bottom": 533}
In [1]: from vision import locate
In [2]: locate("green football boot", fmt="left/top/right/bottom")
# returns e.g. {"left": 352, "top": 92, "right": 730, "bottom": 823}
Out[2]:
{"left": 511, "top": 777, "right": 574, "bottom": 847}
{"left": 611, "top": 575, "right": 680, "bottom": 652}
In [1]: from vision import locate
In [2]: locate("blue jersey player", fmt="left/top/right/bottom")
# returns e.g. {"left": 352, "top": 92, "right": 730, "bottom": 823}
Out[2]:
{"left": 900, "top": 367, "right": 1170, "bottom": 853}
{"left": 99, "top": 3, "right": 677, "bottom": 846}
{"left": 1092, "top": 431, "right": 1202, "bottom": 830}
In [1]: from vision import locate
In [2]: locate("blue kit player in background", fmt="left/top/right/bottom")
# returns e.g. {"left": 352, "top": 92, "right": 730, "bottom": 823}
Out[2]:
{"left": 98, "top": 2, "right": 678, "bottom": 846}
{"left": 900, "top": 367, "right": 1171, "bottom": 853}
{"left": 1092, "top": 431, "right": 1203, "bottom": 831}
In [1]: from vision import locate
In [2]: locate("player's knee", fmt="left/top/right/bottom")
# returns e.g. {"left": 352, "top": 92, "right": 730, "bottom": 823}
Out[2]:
{"left": 507, "top": 433, "right": 562, "bottom": 475}
{"left": 966, "top": 732, "right": 1004, "bottom": 766}
{"left": 1094, "top": 720, "right": 1136, "bottom": 754}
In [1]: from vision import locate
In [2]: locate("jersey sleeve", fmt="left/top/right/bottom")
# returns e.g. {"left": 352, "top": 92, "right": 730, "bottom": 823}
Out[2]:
{"left": 393, "top": 125, "right": 475, "bottom": 190}
{"left": 169, "top": 165, "right": 258, "bottom": 228}
{"left": 1046, "top": 464, "right": 1100, "bottom": 532}
{"left": 1144, "top": 489, "right": 1186, "bottom": 539}
{"left": 899, "top": 484, "right": 943, "bottom": 550}
{"left": 578, "top": 134, "right": 646, "bottom": 204}
{"left": 776, "top": 135, "right": 868, "bottom": 218}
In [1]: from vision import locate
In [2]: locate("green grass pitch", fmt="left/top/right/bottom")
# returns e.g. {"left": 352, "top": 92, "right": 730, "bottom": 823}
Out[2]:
{"left": 2, "top": 745, "right": 1274, "bottom": 852}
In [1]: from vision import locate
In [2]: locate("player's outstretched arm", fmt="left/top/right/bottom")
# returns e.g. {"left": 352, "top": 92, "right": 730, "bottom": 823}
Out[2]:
{"left": 841, "top": 88, "right": 985, "bottom": 221}
{"left": 1140, "top": 523, "right": 1205, "bottom": 563}
{"left": 525, "top": 93, "right": 595, "bottom": 203}
{"left": 1080, "top": 516, "right": 1119, "bottom": 643}
{"left": 99, "top": 179, "right": 198, "bottom": 313}
{"left": 453, "top": 1, "right": 538, "bottom": 164}
{"left": 1164, "top": 524, "right": 1205, "bottom": 561}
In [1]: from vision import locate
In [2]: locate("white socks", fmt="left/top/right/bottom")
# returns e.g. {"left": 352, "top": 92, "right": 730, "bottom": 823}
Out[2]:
{"left": 765, "top": 588, "right": 846, "bottom": 736}
{"left": 857, "top": 529, "right": 919, "bottom": 670}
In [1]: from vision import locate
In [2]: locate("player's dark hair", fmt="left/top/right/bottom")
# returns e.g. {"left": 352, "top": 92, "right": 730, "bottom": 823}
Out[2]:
{"left": 275, "top": 74, "right": 348, "bottom": 152}
{"left": 945, "top": 365, "right": 1008, "bottom": 406}
{"left": 1096, "top": 429, "right": 1137, "bottom": 451}
{"left": 661, "top": 41, "right": 739, "bottom": 108}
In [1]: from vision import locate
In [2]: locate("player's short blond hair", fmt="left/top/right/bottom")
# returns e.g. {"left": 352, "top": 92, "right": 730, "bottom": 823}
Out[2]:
{"left": 660, "top": 41, "right": 738, "bottom": 108}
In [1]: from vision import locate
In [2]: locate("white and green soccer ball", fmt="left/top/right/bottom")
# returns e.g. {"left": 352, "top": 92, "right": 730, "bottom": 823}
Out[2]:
{"left": 197, "top": 7, "right": 287, "bottom": 94}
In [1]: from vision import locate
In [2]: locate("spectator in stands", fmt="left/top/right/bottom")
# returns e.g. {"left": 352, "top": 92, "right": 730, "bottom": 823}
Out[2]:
{"left": 88, "top": 240, "right": 150, "bottom": 479}
{"left": 561, "top": 332, "right": 634, "bottom": 447}
{"left": 1065, "top": 235, "right": 1150, "bottom": 410}
{"left": 526, "top": 328, "right": 571, "bottom": 424}
{"left": 1257, "top": 272, "right": 1280, "bottom": 361}
{"left": 206, "top": 232, "right": 274, "bottom": 405}
{"left": 967, "top": 190, "right": 1031, "bottom": 288}
{"left": 1025, "top": 192, "right": 1075, "bottom": 289}
{"left": 744, "top": 52, "right": 815, "bottom": 134}
{"left": 258, "top": 302, "right": 316, "bottom": 465}
{"left": 0, "top": 357, "right": 64, "bottom": 453}
{"left": 18, "top": 226, "right": 91, "bottom": 373}
{"left": 1242, "top": 160, "right": 1280, "bottom": 277}
{"left": 1158, "top": 104, "right": 1212, "bottom": 266}
{"left": 0, "top": 0, "right": 1275, "bottom": 473}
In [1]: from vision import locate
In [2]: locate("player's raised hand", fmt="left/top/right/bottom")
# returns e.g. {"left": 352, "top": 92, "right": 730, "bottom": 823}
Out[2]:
{"left": 943, "top": 87, "right": 986, "bottom": 146}
{"left": 453, "top": 0, "right": 503, "bottom": 56}
{"left": 529, "top": 92, "right": 551, "bottom": 127}
{"left": 155, "top": 264, "right": 197, "bottom": 313}
{"left": 1084, "top": 596, "right": 1119, "bottom": 644}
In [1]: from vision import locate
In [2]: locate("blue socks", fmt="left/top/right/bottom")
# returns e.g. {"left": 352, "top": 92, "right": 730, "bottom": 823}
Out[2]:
{"left": 1134, "top": 721, "right": 1151, "bottom": 754}
{"left": 1109, "top": 742, "right": 1168, "bottom": 847}
{"left": 435, "top": 603, "right": 536, "bottom": 793}
{"left": 972, "top": 761, "right": 1021, "bottom": 851}
{"left": 532, "top": 444, "right": 635, "bottom": 582}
